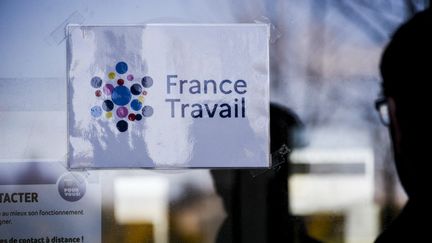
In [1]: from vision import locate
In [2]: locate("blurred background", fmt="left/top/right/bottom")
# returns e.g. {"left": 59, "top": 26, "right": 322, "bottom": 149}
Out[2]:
{"left": 0, "top": 0, "right": 430, "bottom": 242}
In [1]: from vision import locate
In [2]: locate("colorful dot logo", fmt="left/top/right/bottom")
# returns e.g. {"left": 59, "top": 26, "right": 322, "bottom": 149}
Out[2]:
{"left": 90, "top": 61, "right": 153, "bottom": 132}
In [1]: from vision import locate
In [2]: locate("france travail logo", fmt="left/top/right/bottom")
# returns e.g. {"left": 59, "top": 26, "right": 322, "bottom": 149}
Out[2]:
{"left": 90, "top": 61, "right": 153, "bottom": 132}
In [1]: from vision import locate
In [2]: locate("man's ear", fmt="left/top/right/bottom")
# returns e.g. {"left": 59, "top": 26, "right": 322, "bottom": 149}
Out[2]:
{"left": 387, "top": 97, "right": 402, "bottom": 154}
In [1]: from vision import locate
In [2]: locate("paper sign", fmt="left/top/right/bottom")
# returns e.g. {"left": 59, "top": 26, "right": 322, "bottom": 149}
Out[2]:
{"left": 67, "top": 24, "right": 270, "bottom": 168}
{"left": 0, "top": 162, "right": 101, "bottom": 242}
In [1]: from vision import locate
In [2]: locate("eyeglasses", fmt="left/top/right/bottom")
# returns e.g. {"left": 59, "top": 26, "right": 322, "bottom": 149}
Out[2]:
{"left": 375, "top": 97, "right": 390, "bottom": 126}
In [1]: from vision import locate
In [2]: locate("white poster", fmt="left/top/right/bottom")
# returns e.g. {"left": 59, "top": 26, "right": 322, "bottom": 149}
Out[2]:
{"left": 0, "top": 162, "right": 101, "bottom": 242}
{"left": 67, "top": 24, "right": 270, "bottom": 168}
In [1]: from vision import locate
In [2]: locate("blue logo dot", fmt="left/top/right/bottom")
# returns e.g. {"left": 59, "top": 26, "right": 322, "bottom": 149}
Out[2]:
{"left": 90, "top": 106, "right": 102, "bottom": 118}
{"left": 102, "top": 100, "right": 114, "bottom": 111}
{"left": 112, "top": 86, "right": 132, "bottom": 106}
{"left": 141, "top": 76, "right": 153, "bottom": 88}
{"left": 131, "top": 99, "right": 143, "bottom": 111}
{"left": 116, "top": 61, "right": 128, "bottom": 74}
{"left": 116, "top": 120, "right": 128, "bottom": 132}
{"left": 130, "top": 83, "right": 142, "bottom": 95}
{"left": 142, "top": 106, "right": 154, "bottom": 117}
{"left": 91, "top": 76, "right": 102, "bottom": 88}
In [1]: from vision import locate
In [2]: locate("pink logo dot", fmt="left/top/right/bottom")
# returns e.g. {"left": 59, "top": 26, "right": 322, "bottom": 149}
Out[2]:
{"left": 116, "top": 107, "right": 128, "bottom": 118}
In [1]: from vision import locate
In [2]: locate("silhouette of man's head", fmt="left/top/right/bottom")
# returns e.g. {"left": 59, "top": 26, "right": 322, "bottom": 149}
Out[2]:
{"left": 270, "top": 103, "right": 305, "bottom": 153}
{"left": 380, "top": 9, "right": 431, "bottom": 199}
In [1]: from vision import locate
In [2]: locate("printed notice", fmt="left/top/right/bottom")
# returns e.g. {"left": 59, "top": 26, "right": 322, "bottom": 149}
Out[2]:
{"left": 67, "top": 24, "right": 270, "bottom": 169}
{"left": 0, "top": 162, "right": 101, "bottom": 242}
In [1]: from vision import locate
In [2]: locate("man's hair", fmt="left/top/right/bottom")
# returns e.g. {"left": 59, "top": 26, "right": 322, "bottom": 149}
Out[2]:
{"left": 270, "top": 103, "right": 305, "bottom": 153}
{"left": 380, "top": 8, "right": 431, "bottom": 100}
